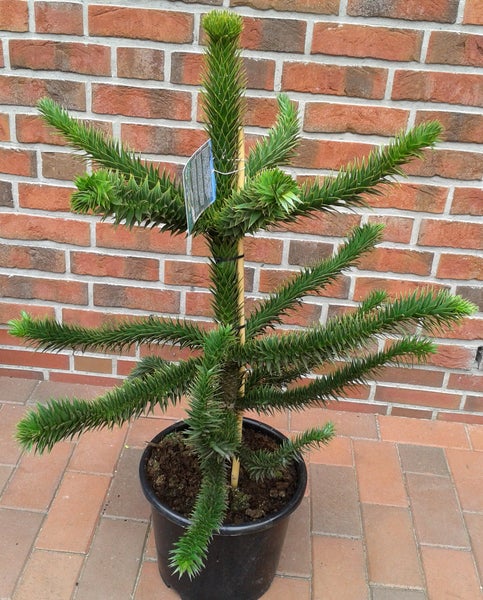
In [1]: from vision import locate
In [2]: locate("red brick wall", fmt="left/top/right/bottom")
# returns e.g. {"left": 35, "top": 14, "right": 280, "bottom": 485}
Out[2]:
{"left": 0, "top": 0, "right": 481, "bottom": 422}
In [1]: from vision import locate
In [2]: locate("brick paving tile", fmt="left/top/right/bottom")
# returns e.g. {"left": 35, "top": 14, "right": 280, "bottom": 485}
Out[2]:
{"left": 0, "top": 376, "right": 38, "bottom": 403}
{"left": 103, "top": 447, "right": 151, "bottom": 520}
{"left": 74, "top": 516, "right": 147, "bottom": 600}
{"left": 0, "top": 508, "right": 44, "bottom": 598}
{"left": 464, "top": 512, "right": 483, "bottom": 581}
{"left": 12, "top": 549, "right": 84, "bottom": 600}
{"left": 398, "top": 444, "right": 449, "bottom": 476}
{"left": 354, "top": 440, "right": 407, "bottom": 506}
{"left": 446, "top": 448, "right": 483, "bottom": 512}
{"left": 292, "top": 407, "right": 378, "bottom": 439}
{"left": 312, "top": 535, "right": 368, "bottom": 600}
{"left": 261, "top": 575, "right": 311, "bottom": 599}
{"left": 144, "top": 523, "right": 157, "bottom": 560}
{"left": 134, "top": 560, "right": 180, "bottom": 599}
{"left": 309, "top": 435, "right": 353, "bottom": 466}
{"left": 0, "top": 464, "right": 13, "bottom": 493}
{"left": 310, "top": 464, "right": 362, "bottom": 536}
{"left": 468, "top": 424, "right": 483, "bottom": 450}
{"left": 378, "top": 415, "right": 469, "bottom": 449}
{"left": 28, "top": 381, "right": 109, "bottom": 405}
{"left": 0, "top": 404, "right": 27, "bottom": 464}
{"left": 362, "top": 504, "right": 423, "bottom": 588}
{"left": 69, "top": 423, "right": 128, "bottom": 474}
{"left": 278, "top": 498, "right": 311, "bottom": 577}
{"left": 35, "top": 471, "right": 110, "bottom": 553}
{"left": 421, "top": 546, "right": 482, "bottom": 600}
{"left": 370, "top": 587, "right": 426, "bottom": 599}
{"left": 126, "top": 416, "right": 178, "bottom": 449}
{"left": 1, "top": 441, "right": 72, "bottom": 510}
{"left": 406, "top": 472, "right": 470, "bottom": 547}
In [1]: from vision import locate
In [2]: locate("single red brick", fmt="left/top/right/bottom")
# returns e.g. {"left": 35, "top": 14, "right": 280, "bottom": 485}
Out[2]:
{"left": 117, "top": 47, "right": 164, "bottom": 81}
{"left": 348, "top": 0, "right": 459, "bottom": 23}
{"left": 35, "top": 1, "right": 83, "bottom": 35}
{"left": 312, "top": 23, "right": 422, "bottom": 61}
{"left": 244, "top": 236, "right": 283, "bottom": 264}
{"left": 91, "top": 84, "right": 191, "bottom": 120}
{"left": 185, "top": 291, "right": 212, "bottom": 317}
{"left": 280, "top": 212, "right": 361, "bottom": 238}
{"left": 94, "top": 284, "right": 180, "bottom": 314}
{"left": 0, "top": 213, "right": 90, "bottom": 245}
{"left": 121, "top": 123, "right": 206, "bottom": 156}
{"left": 164, "top": 260, "right": 211, "bottom": 288}
{"left": 419, "top": 219, "right": 482, "bottom": 250}
{"left": 0, "top": 348, "right": 70, "bottom": 370}
{"left": 0, "top": 148, "right": 36, "bottom": 176}
{"left": 244, "top": 97, "right": 280, "bottom": 128}
{"left": 357, "top": 247, "right": 433, "bottom": 276}
{"left": 0, "top": 274, "right": 88, "bottom": 304}
{"left": 428, "top": 344, "right": 475, "bottom": 370}
{"left": 283, "top": 62, "right": 387, "bottom": 99}
{"left": 391, "top": 406, "right": 433, "bottom": 419}
{"left": 392, "top": 70, "right": 483, "bottom": 107}
{"left": 170, "top": 52, "right": 203, "bottom": 86}
{"left": 71, "top": 252, "right": 159, "bottom": 281}
{"left": 368, "top": 183, "right": 448, "bottom": 214}
{"left": 405, "top": 148, "right": 483, "bottom": 181}
{"left": 89, "top": 6, "right": 193, "bottom": 42}
{"left": 293, "top": 138, "right": 374, "bottom": 170}
{"left": 465, "top": 395, "right": 483, "bottom": 412}
{"left": 437, "top": 254, "right": 482, "bottom": 280}
{"left": 0, "top": 302, "right": 55, "bottom": 325}
{"left": 378, "top": 365, "right": 444, "bottom": 388}
{"left": 304, "top": 102, "right": 409, "bottom": 136}
{"left": 353, "top": 277, "right": 447, "bottom": 301}
{"left": 0, "top": 244, "right": 65, "bottom": 272}
{"left": 18, "top": 183, "right": 73, "bottom": 211}
{"left": 244, "top": 57, "right": 276, "bottom": 91}
{"left": 0, "top": 0, "right": 28, "bottom": 31}
{"left": 16, "top": 114, "right": 67, "bottom": 145}
{"left": 231, "top": 0, "right": 339, "bottom": 14}
{"left": 375, "top": 386, "right": 461, "bottom": 410}
{"left": 463, "top": 0, "right": 483, "bottom": 25}
{"left": 451, "top": 187, "right": 483, "bottom": 216}
{"left": 0, "top": 75, "right": 85, "bottom": 109}
{"left": 96, "top": 223, "right": 186, "bottom": 255}
{"left": 366, "top": 215, "right": 415, "bottom": 243}
{"left": 241, "top": 16, "right": 306, "bottom": 53}
{"left": 438, "top": 411, "right": 483, "bottom": 425}
{"left": 415, "top": 110, "right": 483, "bottom": 144}
{"left": 448, "top": 373, "right": 483, "bottom": 394}
{"left": 9, "top": 40, "right": 111, "bottom": 76}
{"left": 426, "top": 31, "right": 483, "bottom": 67}
{"left": 0, "top": 113, "right": 9, "bottom": 141}
{"left": 288, "top": 240, "right": 333, "bottom": 266}
{"left": 441, "top": 318, "right": 483, "bottom": 341}
{"left": 455, "top": 286, "right": 481, "bottom": 312}
{"left": 41, "top": 151, "right": 85, "bottom": 181}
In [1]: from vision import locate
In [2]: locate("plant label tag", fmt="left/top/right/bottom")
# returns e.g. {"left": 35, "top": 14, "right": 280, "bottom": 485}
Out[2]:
{"left": 183, "top": 139, "right": 216, "bottom": 234}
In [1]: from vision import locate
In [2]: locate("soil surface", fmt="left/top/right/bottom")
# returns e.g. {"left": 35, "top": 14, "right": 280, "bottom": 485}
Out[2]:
{"left": 145, "top": 426, "right": 298, "bottom": 525}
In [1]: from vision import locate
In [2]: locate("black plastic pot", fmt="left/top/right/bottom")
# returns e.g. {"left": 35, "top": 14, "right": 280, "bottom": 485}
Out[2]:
{"left": 139, "top": 418, "right": 307, "bottom": 600}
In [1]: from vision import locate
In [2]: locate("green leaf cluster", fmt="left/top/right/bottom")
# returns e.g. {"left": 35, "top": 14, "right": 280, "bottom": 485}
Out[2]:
{"left": 10, "top": 9, "right": 477, "bottom": 579}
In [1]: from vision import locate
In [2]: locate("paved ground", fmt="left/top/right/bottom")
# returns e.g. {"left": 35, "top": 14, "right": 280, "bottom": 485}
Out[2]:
{"left": 0, "top": 376, "right": 482, "bottom": 599}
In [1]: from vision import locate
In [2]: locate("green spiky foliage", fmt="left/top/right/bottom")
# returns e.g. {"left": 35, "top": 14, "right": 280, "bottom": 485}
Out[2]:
{"left": 9, "top": 10, "right": 477, "bottom": 579}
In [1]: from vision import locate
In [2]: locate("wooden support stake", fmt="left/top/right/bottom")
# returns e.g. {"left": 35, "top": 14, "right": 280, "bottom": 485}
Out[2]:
{"left": 231, "top": 128, "right": 245, "bottom": 489}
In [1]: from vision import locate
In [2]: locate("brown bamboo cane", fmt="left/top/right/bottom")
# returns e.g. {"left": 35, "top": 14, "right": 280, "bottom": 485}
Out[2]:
{"left": 230, "top": 128, "right": 246, "bottom": 489}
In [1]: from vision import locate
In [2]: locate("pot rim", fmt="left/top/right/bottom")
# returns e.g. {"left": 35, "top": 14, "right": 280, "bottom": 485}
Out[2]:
{"left": 139, "top": 417, "right": 307, "bottom": 536}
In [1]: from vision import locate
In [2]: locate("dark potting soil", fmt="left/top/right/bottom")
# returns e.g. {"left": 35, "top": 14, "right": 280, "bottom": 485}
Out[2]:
{"left": 145, "top": 427, "right": 298, "bottom": 525}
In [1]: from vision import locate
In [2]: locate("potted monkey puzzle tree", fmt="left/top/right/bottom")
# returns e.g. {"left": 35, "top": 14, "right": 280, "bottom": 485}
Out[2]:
{"left": 9, "top": 10, "right": 476, "bottom": 600}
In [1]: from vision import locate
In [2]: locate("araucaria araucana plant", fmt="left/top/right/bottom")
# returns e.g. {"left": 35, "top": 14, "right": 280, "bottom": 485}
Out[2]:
{"left": 9, "top": 11, "right": 476, "bottom": 579}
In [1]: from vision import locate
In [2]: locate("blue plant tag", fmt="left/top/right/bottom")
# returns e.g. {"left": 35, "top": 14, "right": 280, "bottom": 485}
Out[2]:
{"left": 183, "top": 139, "right": 216, "bottom": 234}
